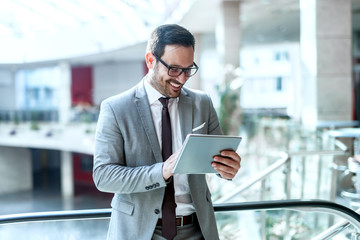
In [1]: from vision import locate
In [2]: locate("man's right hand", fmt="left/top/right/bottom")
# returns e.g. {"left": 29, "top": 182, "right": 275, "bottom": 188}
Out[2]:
{"left": 162, "top": 150, "right": 180, "bottom": 181}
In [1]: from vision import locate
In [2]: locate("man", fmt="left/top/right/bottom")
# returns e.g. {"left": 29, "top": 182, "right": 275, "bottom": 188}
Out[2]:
{"left": 93, "top": 24, "right": 241, "bottom": 240}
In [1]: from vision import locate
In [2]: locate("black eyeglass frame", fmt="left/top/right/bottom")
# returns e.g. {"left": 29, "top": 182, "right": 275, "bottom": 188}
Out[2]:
{"left": 153, "top": 54, "right": 199, "bottom": 77}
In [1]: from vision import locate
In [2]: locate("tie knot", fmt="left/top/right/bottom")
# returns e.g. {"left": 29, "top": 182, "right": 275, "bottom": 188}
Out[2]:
{"left": 159, "top": 97, "right": 170, "bottom": 107}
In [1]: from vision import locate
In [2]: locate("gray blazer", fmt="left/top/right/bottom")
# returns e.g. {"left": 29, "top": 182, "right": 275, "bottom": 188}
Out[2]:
{"left": 93, "top": 79, "right": 222, "bottom": 240}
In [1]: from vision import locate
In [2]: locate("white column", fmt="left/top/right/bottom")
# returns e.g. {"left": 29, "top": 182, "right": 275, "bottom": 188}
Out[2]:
{"left": 300, "top": 0, "right": 352, "bottom": 127}
{"left": 61, "top": 151, "right": 74, "bottom": 209}
{"left": 216, "top": 0, "right": 241, "bottom": 67}
{"left": 0, "top": 146, "right": 32, "bottom": 194}
{"left": 215, "top": 0, "right": 242, "bottom": 135}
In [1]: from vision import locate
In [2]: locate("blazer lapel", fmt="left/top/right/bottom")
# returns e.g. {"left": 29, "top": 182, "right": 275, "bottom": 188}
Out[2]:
{"left": 135, "top": 80, "right": 163, "bottom": 163}
{"left": 178, "top": 89, "right": 199, "bottom": 190}
{"left": 178, "top": 88, "right": 193, "bottom": 142}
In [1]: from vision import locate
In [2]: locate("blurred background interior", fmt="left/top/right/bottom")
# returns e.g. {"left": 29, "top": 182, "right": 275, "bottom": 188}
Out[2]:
{"left": 1, "top": 0, "right": 360, "bottom": 239}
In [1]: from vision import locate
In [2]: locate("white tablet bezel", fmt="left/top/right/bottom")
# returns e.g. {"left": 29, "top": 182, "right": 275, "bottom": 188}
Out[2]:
{"left": 172, "top": 134, "right": 242, "bottom": 174}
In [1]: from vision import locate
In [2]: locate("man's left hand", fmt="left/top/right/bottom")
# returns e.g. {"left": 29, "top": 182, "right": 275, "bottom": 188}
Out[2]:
{"left": 211, "top": 150, "right": 241, "bottom": 180}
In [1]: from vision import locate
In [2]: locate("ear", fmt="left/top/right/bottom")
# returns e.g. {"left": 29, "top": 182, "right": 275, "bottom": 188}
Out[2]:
{"left": 145, "top": 52, "right": 155, "bottom": 70}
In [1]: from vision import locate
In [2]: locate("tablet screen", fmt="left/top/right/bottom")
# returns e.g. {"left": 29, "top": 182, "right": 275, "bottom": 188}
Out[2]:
{"left": 172, "top": 134, "right": 242, "bottom": 174}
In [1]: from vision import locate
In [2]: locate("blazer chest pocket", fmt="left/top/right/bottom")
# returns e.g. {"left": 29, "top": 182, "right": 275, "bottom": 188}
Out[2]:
{"left": 192, "top": 122, "right": 207, "bottom": 134}
{"left": 111, "top": 198, "right": 134, "bottom": 216}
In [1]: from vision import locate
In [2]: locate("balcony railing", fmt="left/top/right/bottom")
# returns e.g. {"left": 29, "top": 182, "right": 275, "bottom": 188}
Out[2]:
{"left": 0, "top": 200, "right": 359, "bottom": 239}
{"left": 0, "top": 136, "right": 357, "bottom": 239}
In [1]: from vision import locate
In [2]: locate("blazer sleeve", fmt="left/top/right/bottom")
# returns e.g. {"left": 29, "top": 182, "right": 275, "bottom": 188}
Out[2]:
{"left": 93, "top": 100, "right": 167, "bottom": 194}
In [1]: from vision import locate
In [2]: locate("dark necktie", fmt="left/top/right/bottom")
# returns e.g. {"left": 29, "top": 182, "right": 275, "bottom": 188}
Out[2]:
{"left": 159, "top": 97, "right": 177, "bottom": 240}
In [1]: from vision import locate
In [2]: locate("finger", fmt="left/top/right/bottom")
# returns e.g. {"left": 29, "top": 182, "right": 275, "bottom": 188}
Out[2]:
{"left": 213, "top": 156, "right": 240, "bottom": 169}
{"left": 211, "top": 161, "right": 238, "bottom": 176}
{"left": 166, "top": 151, "right": 180, "bottom": 164}
{"left": 218, "top": 171, "right": 235, "bottom": 180}
{"left": 220, "top": 150, "right": 241, "bottom": 163}
{"left": 212, "top": 165, "right": 236, "bottom": 180}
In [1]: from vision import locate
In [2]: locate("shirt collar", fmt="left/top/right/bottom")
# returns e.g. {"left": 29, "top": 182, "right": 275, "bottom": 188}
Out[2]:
{"left": 144, "top": 76, "right": 179, "bottom": 105}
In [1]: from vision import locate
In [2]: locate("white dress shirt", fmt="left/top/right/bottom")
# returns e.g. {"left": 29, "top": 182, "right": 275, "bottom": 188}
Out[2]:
{"left": 144, "top": 78, "right": 195, "bottom": 216}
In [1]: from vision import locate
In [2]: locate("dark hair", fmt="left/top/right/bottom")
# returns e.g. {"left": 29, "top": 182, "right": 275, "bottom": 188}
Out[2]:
{"left": 146, "top": 24, "right": 195, "bottom": 57}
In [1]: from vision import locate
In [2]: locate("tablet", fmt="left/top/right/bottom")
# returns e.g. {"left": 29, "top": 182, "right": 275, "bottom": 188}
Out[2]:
{"left": 172, "top": 134, "right": 242, "bottom": 174}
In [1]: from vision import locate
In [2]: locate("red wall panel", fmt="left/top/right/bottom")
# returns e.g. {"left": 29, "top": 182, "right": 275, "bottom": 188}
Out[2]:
{"left": 71, "top": 66, "right": 93, "bottom": 106}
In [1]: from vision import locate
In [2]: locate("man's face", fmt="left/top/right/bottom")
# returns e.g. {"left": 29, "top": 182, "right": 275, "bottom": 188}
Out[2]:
{"left": 149, "top": 45, "right": 194, "bottom": 98}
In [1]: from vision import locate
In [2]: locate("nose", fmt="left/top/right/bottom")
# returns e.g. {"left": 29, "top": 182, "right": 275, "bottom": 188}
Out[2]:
{"left": 176, "top": 71, "right": 188, "bottom": 84}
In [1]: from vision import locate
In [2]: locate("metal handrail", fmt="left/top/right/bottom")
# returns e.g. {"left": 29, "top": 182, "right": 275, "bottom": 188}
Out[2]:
{"left": 312, "top": 208, "right": 360, "bottom": 240}
{"left": 0, "top": 208, "right": 111, "bottom": 225}
{"left": 216, "top": 200, "right": 360, "bottom": 231}
{"left": 215, "top": 152, "right": 289, "bottom": 203}
{"left": 213, "top": 141, "right": 350, "bottom": 238}
{"left": 215, "top": 144, "right": 347, "bottom": 203}
{"left": 1, "top": 200, "right": 359, "bottom": 238}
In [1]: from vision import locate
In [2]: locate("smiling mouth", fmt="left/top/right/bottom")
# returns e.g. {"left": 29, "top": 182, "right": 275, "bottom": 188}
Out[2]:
{"left": 169, "top": 80, "right": 182, "bottom": 89}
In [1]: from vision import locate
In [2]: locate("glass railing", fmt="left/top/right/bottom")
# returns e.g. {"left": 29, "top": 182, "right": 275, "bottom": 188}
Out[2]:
{"left": 1, "top": 200, "right": 360, "bottom": 240}
{"left": 1, "top": 116, "right": 359, "bottom": 239}
{"left": 0, "top": 108, "right": 99, "bottom": 123}
{"left": 0, "top": 218, "right": 109, "bottom": 240}
{"left": 0, "top": 142, "right": 353, "bottom": 239}
{"left": 0, "top": 110, "right": 59, "bottom": 122}
{"left": 212, "top": 139, "right": 348, "bottom": 205}
{"left": 214, "top": 200, "right": 360, "bottom": 239}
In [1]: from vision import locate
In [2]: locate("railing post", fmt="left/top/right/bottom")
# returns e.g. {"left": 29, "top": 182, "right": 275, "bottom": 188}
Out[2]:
{"left": 285, "top": 156, "right": 291, "bottom": 200}
{"left": 301, "top": 155, "right": 306, "bottom": 199}
{"left": 314, "top": 154, "right": 323, "bottom": 230}
{"left": 261, "top": 179, "right": 266, "bottom": 201}
{"left": 260, "top": 179, "right": 266, "bottom": 240}
{"left": 285, "top": 155, "right": 291, "bottom": 239}
{"left": 329, "top": 163, "right": 338, "bottom": 227}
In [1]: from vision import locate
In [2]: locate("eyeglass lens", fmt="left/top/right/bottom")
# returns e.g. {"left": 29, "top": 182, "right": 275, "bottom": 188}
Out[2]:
{"left": 154, "top": 54, "right": 198, "bottom": 77}
{"left": 168, "top": 67, "right": 196, "bottom": 77}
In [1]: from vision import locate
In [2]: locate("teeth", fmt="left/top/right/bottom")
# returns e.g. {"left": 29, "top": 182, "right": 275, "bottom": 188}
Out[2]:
{"left": 170, "top": 82, "right": 181, "bottom": 88}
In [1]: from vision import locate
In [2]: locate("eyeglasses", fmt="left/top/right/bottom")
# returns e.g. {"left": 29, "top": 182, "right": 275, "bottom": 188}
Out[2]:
{"left": 154, "top": 54, "right": 199, "bottom": 77}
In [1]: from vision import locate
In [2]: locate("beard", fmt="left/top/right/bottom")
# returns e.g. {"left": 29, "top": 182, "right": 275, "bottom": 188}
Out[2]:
{"left": 148, "top": 67, "right": 183, "bottom": 98}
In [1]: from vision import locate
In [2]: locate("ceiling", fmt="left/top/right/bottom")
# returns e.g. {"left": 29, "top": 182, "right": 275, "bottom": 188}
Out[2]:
{"left": 0, "top": 0, "right": 195, "bottom": 64}
{"left": 1, "top": 0, "right": 360, "bottom": 67}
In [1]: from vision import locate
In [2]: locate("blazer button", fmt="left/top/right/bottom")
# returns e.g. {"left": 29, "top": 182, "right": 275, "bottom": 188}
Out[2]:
{"left": 154, "top": 209, "right": 160, "bottom": 214}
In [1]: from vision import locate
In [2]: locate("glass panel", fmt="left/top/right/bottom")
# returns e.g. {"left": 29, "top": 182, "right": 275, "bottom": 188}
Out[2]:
{"left": 0, "top": 209, "right": 358, "bottom": 239}
{"left": 209, "top": 116, "right": 345, "bottom": 207}
{"left": 215, "top": 209, "right": 356, "bottom": 240}
{"left": 0, "top": 218, "right": 109, "bottom": 240}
